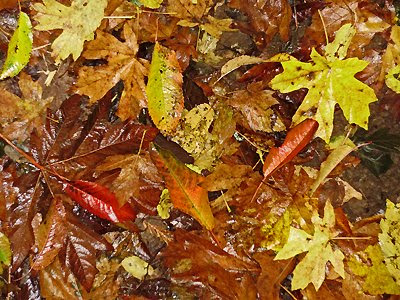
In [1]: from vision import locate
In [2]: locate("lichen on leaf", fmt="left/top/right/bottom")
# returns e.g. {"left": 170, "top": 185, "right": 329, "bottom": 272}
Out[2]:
{"left": 270, "top": 24, "right": 377, "bottom": 142}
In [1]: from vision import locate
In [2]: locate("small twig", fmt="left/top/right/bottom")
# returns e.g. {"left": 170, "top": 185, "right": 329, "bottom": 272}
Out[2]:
{"left": 279, "top": 283, "right": 298, "bottom": 300}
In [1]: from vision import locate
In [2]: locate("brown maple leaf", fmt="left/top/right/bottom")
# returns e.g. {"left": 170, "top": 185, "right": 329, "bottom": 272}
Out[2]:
{"left": 75, "top": 23, "right": 148, "bottom": 120}
{"left": 166, "top": 0, "right": 213, "bottom": 20}
{"left": 0, "top": 72, "right": 53, "bottom": 142}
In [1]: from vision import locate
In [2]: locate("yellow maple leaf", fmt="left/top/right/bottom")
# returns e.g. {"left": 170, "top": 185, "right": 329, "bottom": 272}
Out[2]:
{"left": 33, "top": 0, "right": 107, "bottom": 62}
{"left": 270, "top": 24, "right": 377, "bottom": 142}
{"left": 275, "top": 201, "right": 345, "bottom": 291}
{"left": 75, "top": 24, "right": 148, "bottom": 120}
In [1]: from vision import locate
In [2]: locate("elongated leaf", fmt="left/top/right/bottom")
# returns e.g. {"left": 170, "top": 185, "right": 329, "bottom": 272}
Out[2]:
{"left": 0, "top": 232, "right": 11, "bottom": 274}
{"left": 146, "top": 42, "right": 184, "bottom": 133}
{"left": 263, "top": 119, "right": 319, "bottom": 177}
{"left": 310, "top": 138, "right": 357, "bottom": 195}
{"left": 0, "top": 12, "right": 32, "bottom": 80}
{"left": 32, "top": 197, "right": 67, "bottom": 270}
{"left": 150, "top": 144, "right": 215, "bottom": 230}
{"left": 65, "top": 180, "right": 136, "bottom": 223}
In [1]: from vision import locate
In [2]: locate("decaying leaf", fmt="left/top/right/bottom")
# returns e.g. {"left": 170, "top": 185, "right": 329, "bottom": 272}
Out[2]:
{"left": 150, "top": 144, "right": 215, "bottom": 230}
{"left": 275, "top": 201, "right": 345, "bottom": 291}
{"left": 0, "top": 12, "right": 32, "bottom": 80}
{"left": 379, "top": 200, "right": 400, "bottom": 285}
{"left": 157, "top": 189, "right": 172, "bottom": 219}
{"left": 271, "top": 24, "right": 378, "bottom": 142}
{"left": 348, "top": 245, "right": 400, "bottom": 295}
{"left": 166, "top": 0, "right": 212, "bottom": 20}
{"left": 33, "top": 0, "right": 107, "bottom": 62}
{"left": 121, "top": 255, "right": 154, "bottom": 280}
{"left": 147, "top": 43, "right": 184, "bottom": 134}
{"left": 75, "top": 23, "right": 148, "bottom": 120}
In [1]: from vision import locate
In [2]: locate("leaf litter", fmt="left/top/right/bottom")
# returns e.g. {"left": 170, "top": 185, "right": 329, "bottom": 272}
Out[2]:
{"left": 0, "top": 0, "right": 399, "bottom": 298}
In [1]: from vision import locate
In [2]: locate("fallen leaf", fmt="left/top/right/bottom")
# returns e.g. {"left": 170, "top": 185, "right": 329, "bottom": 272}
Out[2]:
{"left": 271, "top": 24, "right": 378, "bottom": 142}
{"left": 348, "top": 244, "right": 400, "bottom": 295}
{"left": 0, "top": 232, "right": 11, "bottom": 274}
{"left": 32, "top": 197, "right": 66, "bottom": 270}
{"left": 166, "top": 0, "right": 212, "bottom": 20}
{"left": 33, "top": 0, "right": 108, "bottom": 62}
{"left": 65, "top": 180, "right": 136, "bottom": 223}
{"left": 146, "top": 42, "right": 184, "bottom": 134}
{"left": 0, "top": 11, "right": 32, "bottom": 80}
{"left": 157, "top": 189, "right": 172, "bottom": 219}
{"left": 219, "top": 55, "right": 265, "bottom": 79}
{"left": 310, "top": 138, "right": 357, "bottom": 195}
{"left": 150, "top": 144, "right": 215, "bottom": 230}
{"left": 275, "top": 201, "right": 345, "bottom": 291}
{"left": 379, "top": 200, "right": 400, "bottom": 285}
{"left": 263, "top": 118, "right": 318, "bottom": 178}
{"left": 75, "top": 23, "right": 148, "bottom": 120}
{"left": 139, "top": 0, "right": 163, "bottom": 9}
{"left": 121, "top": 255, "right": 155, "bottom": 280}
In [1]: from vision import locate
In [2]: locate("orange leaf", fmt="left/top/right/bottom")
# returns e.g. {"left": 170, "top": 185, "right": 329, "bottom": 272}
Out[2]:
{"left": 150, "top": 144, "right": 215, "bottom": 230}
{"left": 263, "top": 118, "right": 319, "bottom": 177}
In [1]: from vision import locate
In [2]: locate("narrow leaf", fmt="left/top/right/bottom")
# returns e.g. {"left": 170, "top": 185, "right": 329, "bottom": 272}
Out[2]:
{"left": 32, "top": 197, "right": 67, "bottom": 270}
{"left": 146, "top": 42, "right": 184, "bottom": 133}
{"left": 0, "top": 12, "right": 32, "bottom": 80}
{"left": 0, "top": 232, "right": 11, "bottom": 274}
{"left": 263, "top": 119, "right": 319, "bottom": 177}
{"left": 65, "top": 180, "right": 136, "bottom": 223}
{"left": 150, "top": 144, "right": 215, "bottom": 230}
{"left": 310, "top": 138, "right": 357, "bottom": 195}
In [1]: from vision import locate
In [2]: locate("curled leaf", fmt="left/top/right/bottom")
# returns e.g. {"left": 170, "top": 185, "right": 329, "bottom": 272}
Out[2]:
{"left": 0, "top": 12, "right": 32, "bottom": 80}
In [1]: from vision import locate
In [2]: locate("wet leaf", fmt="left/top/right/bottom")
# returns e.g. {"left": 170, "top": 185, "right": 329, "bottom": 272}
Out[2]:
{"left": 271, "top": 24, "right": 378, "bottom": 142}
{"left": 0, "top": 232, "right": 11, "bottom": 274}
{"left": 146, "top": 42, "right": 184, "bottom": 134}
{"left": 0, "top": 12, "right": 32, "bottom": 80}
{"left": 121, "top": 255, "right": 154, "bottom": 280}
{"left": 65, "top": 180, "right": 136, "bottom": 223}
{"left": 275, "top": 201, "right": 345, "bottom": 291}
{"left": 379, "top": 200, "right": 400, "bottom": 285}
{"left": 32, "top": 197, "right": 66, "bottom": 270}
{"left": 348, "top": 245, "right": 400, "bottom": 295}
{"left": 33, "top": 0, "right": 107, "bottom": 62}
{"left": 310, "top": 138, "right": 357, "bottom": 195}
{"left": 150, "top": 144, "right": 215, "bottom": 230}
{"left": 263, "top": 118, "right": 318, "bottom": 178}
{"left": 75, "top": 23, "right": 148, "bottom": 120}
{"left": 157, "top": 189, "right": 172, "bottom": 219}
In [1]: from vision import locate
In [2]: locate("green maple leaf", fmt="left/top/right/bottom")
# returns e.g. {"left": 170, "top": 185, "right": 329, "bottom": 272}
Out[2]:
{"left": 274, "top": 201, "right": 345, "bottom": 291}
{"left": 270, "top": 24, "right": 377, "bottom": 142}
{"left": 33, "top": 0, "right": 107, "bottom": 62}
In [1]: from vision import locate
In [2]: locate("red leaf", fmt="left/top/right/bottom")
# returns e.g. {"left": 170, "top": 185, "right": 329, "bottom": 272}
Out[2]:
{"left": 263, "top": 119, "right": 318, "bottom": 177}
{"left": 65, "top": 180, "right": 136, "bottom": 223}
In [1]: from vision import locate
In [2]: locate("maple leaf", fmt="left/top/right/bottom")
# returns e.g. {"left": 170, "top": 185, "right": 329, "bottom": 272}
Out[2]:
{"left": 348, "top": 245, "right": 400, "bottom": 295}
{"left": 275, "top": 201, "right": 345, "bottom": 291}
{"left": 270, "top": 24, "right": 378, "bottom": 142}
{"left": 150, "top": 144, "right": 215, "bottom": 230}
{"left": 147, "top": 42, "right": 184, "bottom": 134}
{"left": 33, "top": 0, "right": 108, "bottom": 62}
{"left": 0, "top": 72, "right": 53, "bottom": 142}
{"left": 379, "top": 200, "right": 400, "bottom": 285}
{"left": 75, "top": 23, "right": 148, "bottom": 120}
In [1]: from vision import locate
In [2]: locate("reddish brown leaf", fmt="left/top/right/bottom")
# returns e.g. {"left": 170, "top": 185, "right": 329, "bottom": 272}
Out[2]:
{"left": 65, "top": 180, "right": 136, "bottom": 223}
{"left": 32, "top": 197, "right": 67, "bottom": 270}
{"left": 60, "top": 211, "right": 113, "bottom": 292}
{"left": 150, "top": 145, "right": 215, "bottom": 230}
{"left": 263, "top": 118, "right": 319, "bottom": 177}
